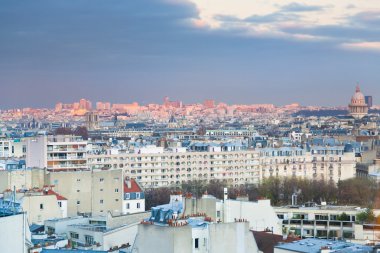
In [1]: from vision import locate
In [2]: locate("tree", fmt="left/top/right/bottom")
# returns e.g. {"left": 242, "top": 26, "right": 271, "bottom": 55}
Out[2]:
{"left": 356, "top": 208, "right": 376, "bottom": 224}
{"left": 74, "top": 126, "right": 88, "bottom": 140}
{"left": 144, "top": 187, "right": 172, "bottom": 210}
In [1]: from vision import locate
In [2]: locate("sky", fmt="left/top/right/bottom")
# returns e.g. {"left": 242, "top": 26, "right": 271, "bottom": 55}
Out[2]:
{"left": 0, "top": 0, "right": 379, "bottom": 108}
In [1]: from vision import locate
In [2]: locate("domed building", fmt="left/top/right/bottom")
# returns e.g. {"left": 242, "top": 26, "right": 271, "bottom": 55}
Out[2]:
{"left": 348, "top": 85, "right": 368, "bottom": 119}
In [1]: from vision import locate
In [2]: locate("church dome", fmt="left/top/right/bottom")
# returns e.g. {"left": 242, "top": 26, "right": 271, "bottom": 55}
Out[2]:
{"left": 351, "top": 85, "right": 365, "bottom": 105}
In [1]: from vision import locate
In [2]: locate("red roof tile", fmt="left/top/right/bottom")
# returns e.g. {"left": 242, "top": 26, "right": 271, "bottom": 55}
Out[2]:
{"left": 45, "top": 189, "right": 67, "bottom": 201}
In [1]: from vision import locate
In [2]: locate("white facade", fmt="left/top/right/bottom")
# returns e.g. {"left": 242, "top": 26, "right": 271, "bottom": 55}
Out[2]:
{"left": 132, "top": 221, "right": 259, "bottom": 253}
{"left": 122, "top": 198, "right": 145, "bottom": 215}
{"left": 0, "top": 213, "right": 31, "bottom": 253}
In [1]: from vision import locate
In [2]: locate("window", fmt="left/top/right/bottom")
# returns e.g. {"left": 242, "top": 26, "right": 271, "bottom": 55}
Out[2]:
{"left": 77, "top": 201, "right": 80, "bottom": 205}
{"left": 115, "top": 188, "right": 119, "bottom": 192}
{"left": 85, "top": 235, "right": 95, "bottom": 245}
{"left": 70, "top": 232, "right": 79, "bottom": 239}
{"left": 126, "top": 203, "right": 130, "bottom": 209}
{"left": 137, "top": 203, "right": 140, "bottom": 209}
{"left": 100, "top": 178, "right": 104, "bottom": 182}
{"left": 195, "top": 238, "right": 199, "bottom": 249}
{"left": 136, "top": 193, "right": 140, "bottom": 199}
{"left": 125, "top": 193, "right": 130, "bottom": 199}
{"left": 217, "top": 211, "right": 221, "bottom": 218}
{"left": 76, "top": 178, "right": 81, "bottom": 182}
{"left": 58, "top": 201, "right": 62, "bottom": 207}
{"left": 77, "top": 189, "right": 80, "bottom": 192}
{"left": 100, "top": 199, "right": 104, "bottom": 204}
{"left": 115, "top": 199, "right": 119, "bottom": 202}
{"left": 40, "top": 204, "right": 44, "bottom": 210}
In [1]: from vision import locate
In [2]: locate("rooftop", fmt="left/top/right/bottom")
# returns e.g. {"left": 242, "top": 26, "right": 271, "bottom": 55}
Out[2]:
{"left": 274, "top": 238, "right": 373, "bottom": 253}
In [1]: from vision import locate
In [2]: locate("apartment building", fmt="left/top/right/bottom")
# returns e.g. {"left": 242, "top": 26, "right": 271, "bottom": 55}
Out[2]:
{"left": 87, "top": 147, "right": 261, "bottom": 188}
{"left": 26, "top": 135, "right": 88, "bottom": 171}
{"left": 275, "top": 205, "right": 363, "bottom": 239}
{"left": 259, "top": 146, "right": 357, "bottom": 183}
{"left": 0, "top": 138, "right": 25, "bottom": 158}
{"left": 46, "top": 169, "right": 146, "bottom": 217}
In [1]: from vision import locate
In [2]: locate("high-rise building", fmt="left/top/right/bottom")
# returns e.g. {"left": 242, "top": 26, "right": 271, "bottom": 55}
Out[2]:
{"left": 365, "top": 96, "right": 373, "bottom": 108}
{"left": 348, "top": 85, "right": 368, "bottom": 119}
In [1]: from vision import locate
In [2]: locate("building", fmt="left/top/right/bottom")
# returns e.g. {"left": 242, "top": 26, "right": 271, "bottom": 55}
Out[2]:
{"left": 348, "top": 85, "right": 368, "bottom": 119}
{"left": 46, "top": 169, "right": 145, "bottom": 217}
{"left": 123, "top": 178, "right": 145, "bottom": 214}
{"left": 275, "top": 204, "right": 364, "bottom": 239}
{"left": 85, "top": 111, "right": 99, "bottom": 130}
{"left": 49, "top": 212, "right": 149, "bottom": 251}
{"left": 183, "top": 194, "right": 282, "bottom": 234}
{"left": 87, "top": 149, "right": 261, "bottom": 188}
{"left": 274, "top": 238, "right": 373, "bottom": 253}
{"left": 259, "top": 145, "right": 357, "bottom": 183}
{"left": 26, "top": 135, "right": 88, "bottom": 171}
{"left": 365, "top": 96, "right": 373, "bottom": 108}
{"left": 0, "top": 167, "right": 45, "bottom": 193}
{"left": 131, "top": 201, "right": 259, "bottom": 253}
{"left": 0, "top": 138, "right": 25, "bottom": 158}
{"left": 0, "top": 208, "right": 32, "bottom": 253}
{"left": 3, "top": 187, "right": 67, "bottom": 225}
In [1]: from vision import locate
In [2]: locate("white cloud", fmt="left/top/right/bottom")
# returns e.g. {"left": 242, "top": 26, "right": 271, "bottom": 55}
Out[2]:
{"left": 341, "top": 41, "right": 380, "bottom": 52}
{"left": 184, "top": 0, "right": 380, "bottom": 43}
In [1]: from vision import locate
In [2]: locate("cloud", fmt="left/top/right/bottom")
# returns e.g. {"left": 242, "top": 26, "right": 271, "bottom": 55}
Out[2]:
{"left": 186, "top": 0, "right": 380, "bottom": 45}
{"left": 280, "top": 3, "right": 325, "bottom": 12}
{"left": 341, "top": 41, "right": 380, "bottom": 52}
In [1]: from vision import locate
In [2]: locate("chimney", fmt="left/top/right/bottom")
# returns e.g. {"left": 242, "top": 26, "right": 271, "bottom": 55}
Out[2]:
{"left": 126, "top": 179, "right": 132, "bottom": 189}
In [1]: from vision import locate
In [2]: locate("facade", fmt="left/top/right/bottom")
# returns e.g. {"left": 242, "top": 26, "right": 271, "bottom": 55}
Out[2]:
{"left": 123, "top": 179, "right": 145, "bottom": 214}
{"left": 0, "top": 212, "right": 31, "bottom": 253}
{"left": 0, "top": 167, "right": 45, "bottom": 192}
{"left": 87, "top": 149, "right": 261, "bottom": 188}
{"left": 132, "top": 219, "right": 258, "bottom": 253}
{"left": 3, "top": 188, "right": 67, "bottom": 225}
{"left": 259, "top": 146, "right": 356, "bottom": 183}
{"left": 46, "top": 169, "right": 145, "bottom": 217}
{"left": 26, "top": 135, "right": 88, "bottom": 171}
{"left": 348, "top": 85, "right": 368, "bottom": 119}
{"left": 183, "top": 195, "right": 282, "bottom": 234}
{"left": 0, "top": 138, "right": 25, "bottom": 158}
{"left": 275, "top": 205, "right": 363, "bottom": 239}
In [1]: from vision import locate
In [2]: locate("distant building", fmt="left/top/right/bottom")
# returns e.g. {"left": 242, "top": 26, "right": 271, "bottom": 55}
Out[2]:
{"left": 365, "top": 95, "right": 373, "bottom": 108}
{"left": 203, "top": 99, "right": 215, "bottom": 109}
{"left": 348, "top": 85, "right": 368, "bottom": 119}
{"left": 85, "top": 111, "right": 99, "bottom": 130}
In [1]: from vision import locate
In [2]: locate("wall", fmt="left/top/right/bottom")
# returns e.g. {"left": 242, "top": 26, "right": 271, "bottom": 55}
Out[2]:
{"left": 0, "top": 213, "right": 31, "bottom": 253}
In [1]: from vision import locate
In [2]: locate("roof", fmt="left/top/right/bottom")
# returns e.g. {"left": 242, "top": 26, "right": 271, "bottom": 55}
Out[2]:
{"left": 41, "top": 250, "right": 108, "bottom": 253}
{"left": 274, "top": 238, "right": 373, "bottom": 253}
{"left": 124, "top": 179, "right": 143, "bottom": 193}
{"left": 252, "top": 231, "right": 300, "bottom": 253}
{"left": 45, "top": 189, "right": 67, "bottom": 201}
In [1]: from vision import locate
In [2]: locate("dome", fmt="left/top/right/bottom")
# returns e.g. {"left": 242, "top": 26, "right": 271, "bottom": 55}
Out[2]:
{"left": 350, "top": 85, "right": 365, "bottom": 105}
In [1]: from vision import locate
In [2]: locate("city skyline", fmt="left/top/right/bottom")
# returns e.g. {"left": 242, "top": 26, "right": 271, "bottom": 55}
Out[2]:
{"left": 1, "top": 0, "right": 380, "bottom": 108}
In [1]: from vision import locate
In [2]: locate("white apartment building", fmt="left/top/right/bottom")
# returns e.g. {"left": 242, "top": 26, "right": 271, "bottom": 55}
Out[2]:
{"left": 275, "top": 205, "right": 363, "bottom": 239}
{"left": 87, "top": 144, "right": 356, "bottom": 188}
{"left": 0, "top": 138, "right": 25, "bottom": 158}
{"left": 87, "top": 149, "right": 261, "bottom": 188}
{"left": 26, "top": 135, "right": 88, "bottom": 171}
{"left": 259, "top": 146, "right": 357, "bottom": 183}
